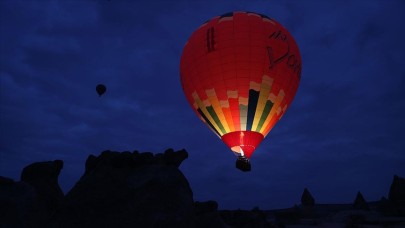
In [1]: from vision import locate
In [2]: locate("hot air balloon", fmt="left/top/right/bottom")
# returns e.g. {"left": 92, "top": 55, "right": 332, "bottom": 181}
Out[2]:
{"left": 180, "top": 11, "right": 301, "bottom": 171}
{"left": 96, "top": 84, "right": 107, "bottom": 97}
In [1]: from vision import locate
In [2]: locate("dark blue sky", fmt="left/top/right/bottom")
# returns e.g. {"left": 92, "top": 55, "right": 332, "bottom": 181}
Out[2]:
{"left": 1, "top": 0, "right": 404, "bottom": 209}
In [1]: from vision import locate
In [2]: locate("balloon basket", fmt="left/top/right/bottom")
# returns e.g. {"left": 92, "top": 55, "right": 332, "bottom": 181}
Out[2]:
{"left": 236, "top": 156, "right": 251, "bottom": 172}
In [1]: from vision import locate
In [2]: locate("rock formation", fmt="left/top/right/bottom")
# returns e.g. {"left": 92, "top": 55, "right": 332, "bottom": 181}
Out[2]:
{"left": 388, "top": 174, "right": 405, "bottom": 216}
{"left": 21, "top": 160, "right": 64, "bottom": 214}
{"left": 389, "top": 175, "right": 405, "bottom": 203}
{"left": 301, "top": 188, "right": 315, "bottom": 207}
{"left": 353, "top": 191, "right": 369, "bottom": 210}
{"left": 194, "top": 201, "right": 228, "bottom": 228}
{"left": 0, "top": 160, "right": 64, "bottom": 228}
{"left": 52, "top": 149, "right": 195, "bottom": 227}
{"left": 377, "top": 197, "right": 396, "bottom": 216}
{"left": 1, "top": 149, "right": 404, "bottom": 228}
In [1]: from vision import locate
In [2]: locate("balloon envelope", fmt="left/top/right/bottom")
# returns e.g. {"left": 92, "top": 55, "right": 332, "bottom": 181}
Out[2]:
{"left": 180, "top": 11, "right": 301, "bottom": 159}
{"left": 96, "top": 84, "right": 106, "bottom": 97}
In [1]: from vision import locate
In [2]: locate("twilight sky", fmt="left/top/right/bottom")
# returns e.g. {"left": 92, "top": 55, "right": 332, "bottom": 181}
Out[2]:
{"left": 1, "top": 0, "right": 404, "bottom": 209}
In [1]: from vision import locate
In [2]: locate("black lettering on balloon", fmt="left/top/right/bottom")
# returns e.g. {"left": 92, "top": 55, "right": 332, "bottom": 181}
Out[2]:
{"left": 267, "top": 29, "right": 300, "bottom": 78}
{"left": 266, "top": 43, "right": 289, "bottom": 69}
{"left": 296, "top": 64, "right": 302, "bottom": 79}
{"left": 287, "top": 55, "right": 302, "bottom": 78}
{"left": 287, "top": 55, "right": 296, "bottom": 67}
{"left": 206, "top": 27, "right": 215, "bottom": 53}
{"left": 267, "top": 47, "right": 275, "bottom": 69}
{"left": 211, "top": 27, "right": 215, "bottom": 51}
{"left": 269, "top": 30, "right": 287, "bottom": 41}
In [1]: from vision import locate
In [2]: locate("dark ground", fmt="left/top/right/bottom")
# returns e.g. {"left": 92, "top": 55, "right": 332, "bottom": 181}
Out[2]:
{"left": 1, "top": 149, "right": 404, "bottom": 228}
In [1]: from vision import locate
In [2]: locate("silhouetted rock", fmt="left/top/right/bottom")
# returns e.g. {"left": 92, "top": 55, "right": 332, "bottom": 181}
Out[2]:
{"left": 0, "top": 176, "right": 49, "bottom": 228}
{"left": 353, "top": 191, "right": 369, "bottom": 210}
{"left": 3, "top": 150, "right": 405, "bottom": 228}
{"left": 21, "top": 160, "right": 64, "bottom": 214}
{"left": 194, "top": 200, "right": 218, "bottom": 215}
{"left": 300, "top": 188, "right": 315, "bottom": 218}
{"left": 0, "top": 160, "right": 64, "bottom": 227}
{"left": 377, "top": 197, "right": 397, "bottom": 216}
{"left": 53, "top": 149, "right": 195, "bottom": 227}
{"left": 164, "top": 148, "right": 188, "bottom": 167}
{"left": 194, "top": 201, "right": 227, "bottom": 228}
{"left": 84, "top": 154, "right": 99, "bottom": 175}
{"left": 301, "top": 188, "right": 315, "bottom": 207}
{"left": 0, "top": 176, "right": 14, "bottom": 185}
{"left": 389, "top": 175, "right": 405, "bottom": 203}
{"left": 221, "top": 209, "right": 274, "bottom": 228}
{"left": 388, "top": 175, "right": 405, "bottom": 216}
{"left": 1, "top": 160, "right": 64, "bottom": 227}
{"left": 273, "top": 207, "right": 300, "bottom": 226}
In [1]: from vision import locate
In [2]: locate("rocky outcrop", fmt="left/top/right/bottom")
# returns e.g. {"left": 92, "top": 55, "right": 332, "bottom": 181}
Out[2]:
{"left": 388, "top": 175, "right": 405, "bottom": 216}
{"left": 0, "top": 176, "right": 44, "bottom": 227}
{"left": 21, "top": 160, "right": 64, "bottom": 214}
{"left": 52, "top": 149, "right": 194, "bottom": 227}
{"left": 389, "top": 175, "right": 405, "bottom": 203}
{"left": 300, "top": 188, "right": 315, "bottom": 218}
{"left": 377, "top": 197, "right": 397, "bottom": 216}
{"left": 194, "top": 201, "right": 227, "bottom": 228}
{"left": 2, "top": 150, "right": 404, "bottom": 228}
{"left": 301, "top": 188, "right": 315, "bottom": 207}
{"left": 0, "top": 160, "right": 64, "bottom": 228}
{"left": 353, "top": 191, "right": 369, "bottom": 210}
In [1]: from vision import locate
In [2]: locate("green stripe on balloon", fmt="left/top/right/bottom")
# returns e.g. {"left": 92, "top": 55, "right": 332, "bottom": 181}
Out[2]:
{"left": 256, "top": 100, "right": 274, "bottom": 132}
{"left": 197, "top": 108, "right": 221, "bottom": 136}
{"left": 206, "top": 106, "right": 226, "bottom": 135}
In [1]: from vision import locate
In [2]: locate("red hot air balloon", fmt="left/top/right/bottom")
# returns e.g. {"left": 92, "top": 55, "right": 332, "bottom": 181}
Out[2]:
{"left": 180, "top": 11, "right": 301, "bottom": 171}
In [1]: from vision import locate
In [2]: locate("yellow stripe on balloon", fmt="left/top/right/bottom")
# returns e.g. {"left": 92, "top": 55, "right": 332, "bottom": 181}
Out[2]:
{"left": 259, "top": 89, "right": 285, "bottom": 135}
{"left": 220, "top": 100, "right": 235, "bottom": 132}
{"left": 206, "top": 89, "right": 231, "bottom": 133}
{"left": 252, "top": 75, "right": 273, "bottom": 131}
{"left": 192, "top": 92, "right": 224, "bottom": 136}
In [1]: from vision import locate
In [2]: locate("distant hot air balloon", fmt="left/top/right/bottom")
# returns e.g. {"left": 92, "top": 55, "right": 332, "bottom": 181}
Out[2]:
{"left": 180, "top": 11, "right": 301, "bottom": 171}
{"left": 96, "top": 84, "right": 107, "bottom": 97}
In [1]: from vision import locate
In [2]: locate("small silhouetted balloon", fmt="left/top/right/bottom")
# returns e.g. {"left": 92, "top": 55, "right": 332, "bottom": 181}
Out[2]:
{"left": 96, "top": 84, "right": 106, "bottom": 97}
